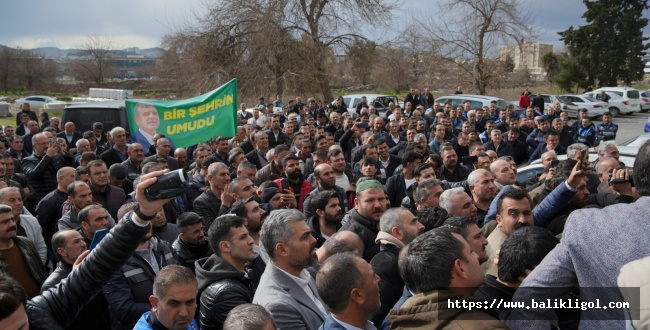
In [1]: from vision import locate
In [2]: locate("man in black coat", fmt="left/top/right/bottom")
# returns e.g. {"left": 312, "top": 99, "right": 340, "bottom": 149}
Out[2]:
{"left": 195, "top": 214, "right": 256, "bottom": 330}
{"left": 57, "top": 122, "right": 83, "bottom": 153}
{"left": 385, "top": 151, "right": 422, "bottom": 208}
{"left": 369, "top": 208, "right": 423, "bottom": 327}
{"left": 340, "top": 180, "right": 388, "bottom": 262}
{"left": 171, "top": 212, "right": 212, "bottom": 272}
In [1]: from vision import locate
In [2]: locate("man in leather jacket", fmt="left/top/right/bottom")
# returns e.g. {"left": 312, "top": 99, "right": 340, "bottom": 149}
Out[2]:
{"left": 172, "top": 212, "right": 211, "bottom": 272}
{"left": 0, "top": 170, "right": 174, "bottom": 330}
{"left": 195, "top": 214, "right": 256, "bottom": 330}
{"left": 40, "top": 229, "right": 110, "bottom": 330}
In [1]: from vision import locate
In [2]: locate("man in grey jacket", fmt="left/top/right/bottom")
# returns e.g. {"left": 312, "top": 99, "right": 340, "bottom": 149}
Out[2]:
{"left": 508, "top": 140, "right": 650, "bottom": 329}
{"left": 253, "top": 209, "right": 327, "bottom": 330}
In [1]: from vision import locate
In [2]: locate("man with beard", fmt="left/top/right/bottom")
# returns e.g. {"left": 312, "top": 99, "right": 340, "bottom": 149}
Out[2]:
{"left": 87, "top": 160, "right": 126, "bottom": 221}
{"left": 172, "top": 212, "right": 211, "bottom": 272}
{"left": 195, "top": 214, "right": 256, "bottom": 330}
{"left": 507, "top": 127, "right": 529, "bottom": 165}
{"left": 369, "top": 208, "right": 423, "bottom": 327}
{"left": 253, "top": 209, "right": 327, "bottom": 330}
{"left": 483, "top": 188, "right": 533, "bottom": 277}
{"left": 444, "top": 216, "right": 489, "bottom": 266}
{"left": 468, "top": 169, "right": 497, "bottom": 226}
{"left": 103, "top": 204, "right": 177, "bottom": 330}
{"left": 302, "top": 164, "right": 348, "bottom": 220}
{"left": 386, "top": 151, "right": 422, "bottom": 208}
{"left": 437, "top": 146, "right": 471, "bottom": 182}
{"left": 42, "top": 229, "right": 111, "bottom": 330}
{"left": 254, "top": 144, "right": 289, "bottom": 187}
{"left": 490, "top": 159, "right": 517, "bottom": 188}
{"left": 273, "top": 154, "right": 312, "bottom": 212}
{"left": 341, "top": 180, "right": 387, "bottom": 262}
{"left": 307, "top": 191, "right": 343, "bottom": 249}
{"left": 529, "top": 131, "right": 566, "bottom": 162}
{"left": 0, "top": 204, "right": 47, "bottom": 299}
{"left": 193, "top": 162, "right": 232, "bottom": 229}
{"left": 232, "top": 196, "right": 268, "bottom": 285}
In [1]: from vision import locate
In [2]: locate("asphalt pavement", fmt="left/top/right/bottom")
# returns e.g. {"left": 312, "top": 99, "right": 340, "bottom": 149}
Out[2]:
{"left": 585, "top": 111, "right": 649, "bottom": 145}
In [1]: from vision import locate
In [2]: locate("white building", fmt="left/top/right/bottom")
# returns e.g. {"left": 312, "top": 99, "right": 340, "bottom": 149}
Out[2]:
{"left": 498, "top": 42, "right": 554, "bottom": 77}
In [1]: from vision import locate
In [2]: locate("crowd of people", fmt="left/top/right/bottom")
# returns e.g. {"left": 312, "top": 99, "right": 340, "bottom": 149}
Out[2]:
{"left": 0, "top": 91, "right": 648, "bottom": 330}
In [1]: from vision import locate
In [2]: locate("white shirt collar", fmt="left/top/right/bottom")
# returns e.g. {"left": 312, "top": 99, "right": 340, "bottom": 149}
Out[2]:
{"left": 331, "top": 316, "right": 377, "bottom": 330}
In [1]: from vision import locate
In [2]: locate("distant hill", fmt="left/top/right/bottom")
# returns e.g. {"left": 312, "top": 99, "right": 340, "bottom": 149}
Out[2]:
{"left": 0, "top": 45, "right": 162, "bottom": 58}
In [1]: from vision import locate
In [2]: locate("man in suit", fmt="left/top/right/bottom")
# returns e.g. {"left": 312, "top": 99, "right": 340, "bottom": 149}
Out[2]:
{"left": 317, "top": 253, "right": 380, "bottom": 330}
{"left": 509, "top": 140, "right": 650, "bottom": 328}
{"left": 142, "top": 137, "right": 179, "bottom": 171}
{"left": 100, "top": 127, "right": 129, "bottom": 168}
{"left": 253, "top": 209, "right": 327, "bottom": 330}
{"left": 130, "top": 102, "right": 160, "bottom": 152}
{"left": 57, "top": 122, "right": 83, "bottom": 154}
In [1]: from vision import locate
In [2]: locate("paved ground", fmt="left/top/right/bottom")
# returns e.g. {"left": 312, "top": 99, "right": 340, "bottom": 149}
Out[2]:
{"left": 584, "top": 111, "right": 649, "bottom": 145}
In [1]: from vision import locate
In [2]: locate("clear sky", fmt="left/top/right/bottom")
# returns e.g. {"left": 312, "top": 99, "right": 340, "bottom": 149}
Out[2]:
{"left": 1, "top": 0, "right": 648, "bottom": 50}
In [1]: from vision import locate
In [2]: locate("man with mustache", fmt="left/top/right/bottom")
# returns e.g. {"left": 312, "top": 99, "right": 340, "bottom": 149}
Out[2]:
{"left": 195, "top": 214, "right": 256, "bottom": 330}
{"left": 0, "top": 204, "right": 47, "bottom": 299}
{"left": 41, "top": 229, "right": 111, "bottom": 330}
{"left": 135, "top": 265, "right": 199, "bottom": 330}
{"left": 302, "top": 164, "right": 348, "bottom": 221}
{"left": 273, "top": 154, "right": 312, "bottom": 212}
{"left": 253, "top": 209, "right": 326, "bottom": 330}
{"left": 369, "top": 207, "right": 424, "bottom": 327}
{"left": 307, "top": 190, "right": 343, "bottom": 249}
{"left": 483, "top": 188, "right": 534, "bottom": 277}
{"left": 131, "top": 103, "right": 161, "bottom": 152}
{"left": 340, "top": 179, "right": 388, "bottom": 262}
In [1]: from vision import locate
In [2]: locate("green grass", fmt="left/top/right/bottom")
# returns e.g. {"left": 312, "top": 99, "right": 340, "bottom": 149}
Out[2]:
{"left": 0, "top": 110, "right": 62, "bottom": 128}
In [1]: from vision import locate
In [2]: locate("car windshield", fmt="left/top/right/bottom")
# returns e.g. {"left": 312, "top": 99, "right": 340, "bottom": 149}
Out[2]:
{"left": 556, "top": 96, "right": 575, "bottom": 105}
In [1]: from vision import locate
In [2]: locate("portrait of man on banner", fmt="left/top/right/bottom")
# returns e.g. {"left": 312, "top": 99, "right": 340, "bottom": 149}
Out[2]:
{"left": 130, "top": 102, "right": 161, "bottom": 151}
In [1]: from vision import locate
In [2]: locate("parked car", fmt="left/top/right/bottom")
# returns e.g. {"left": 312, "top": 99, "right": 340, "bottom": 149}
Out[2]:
{"left": 639, "top": 90, "right": 650, "bottom": 112}
{"left": 537, "top": 94, "right": 582, "bottom": 118}
{"left": 516, "top": 146, "right": 638, "bottom": 184}
{"left": 435, "top": 94, "right": 511, "bottom": 113}
{"left": 558, "top": 95, "right": 610, "bottom": 117}
{"left": 583, "top": 87, "right": 641, "bottom": 116}
{"left": 620, "top": 133, "right": 650, "bottom": 147}
{"left": 61, "top": 100, "right": 129, "bottom": 133}
{"left": 335, "top": 94, "right": 399, "bottom": 118}
{"left": 14, "top": 95, "right": 66, "bottom": 112}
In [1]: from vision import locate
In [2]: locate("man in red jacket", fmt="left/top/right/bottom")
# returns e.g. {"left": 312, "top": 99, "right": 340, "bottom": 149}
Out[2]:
{"left": 274, "top": 154, "right": 311, "bottom": 212}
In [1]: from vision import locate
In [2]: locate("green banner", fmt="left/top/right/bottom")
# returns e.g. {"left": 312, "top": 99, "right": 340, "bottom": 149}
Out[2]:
{"left": 125, "top": 79, "right": 238, "bottom": 149}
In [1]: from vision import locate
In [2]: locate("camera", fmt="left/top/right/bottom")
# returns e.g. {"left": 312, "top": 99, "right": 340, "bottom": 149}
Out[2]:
{"left": 145, "top": 169, "right": 189, "bottom": 200}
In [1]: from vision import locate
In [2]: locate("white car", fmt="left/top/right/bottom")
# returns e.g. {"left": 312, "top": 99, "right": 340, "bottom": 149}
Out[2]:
{"left": 335, "top": 94, "right": 399, "bottom": 118}
{"left": 583, "top": 87, "right": 641, "bottom": 116}
{"left": 14, "top": 95, "right": 65, "bottom": 111}
{"left": 639, "top": 90, "right": 650, "bottom": 112}
{"left": 559, "top": 95, "right": 610, "bottom": 117}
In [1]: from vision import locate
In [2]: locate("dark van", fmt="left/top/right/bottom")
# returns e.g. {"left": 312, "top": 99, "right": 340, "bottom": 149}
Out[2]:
{"left": 61, "top": 100, "right": 129, "bottom": 133}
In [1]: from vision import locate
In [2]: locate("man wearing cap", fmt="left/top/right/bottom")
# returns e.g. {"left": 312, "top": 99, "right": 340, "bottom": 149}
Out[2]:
{"left": 340, "top": 180, "right": 387, "bottom": 262}
{"left": 260, "top": 186, "right": 283, "bottom": 213}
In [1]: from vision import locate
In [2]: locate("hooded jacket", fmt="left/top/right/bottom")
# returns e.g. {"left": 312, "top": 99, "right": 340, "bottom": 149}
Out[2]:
{"left": 196, "top": 254, "right": 255, "bottom": 330}
{"left": 389, "top": 290, "right": 507, "bottom": 330}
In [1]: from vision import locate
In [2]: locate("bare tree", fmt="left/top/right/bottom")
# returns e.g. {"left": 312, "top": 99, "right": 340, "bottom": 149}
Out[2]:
{"left": 420, "top": 0, "right": 534, "bottom": 95}
{"left": 14, "top": 50, "right": 56, "bottom": 90}
{"left": 160, "top": 0, "right": 396, "bottom": 100}
{"left": 70, "top": 35, "right": 117, "bottom": 85}
{"left": 0, "top": 47, "right": 17, "bottom": 94}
